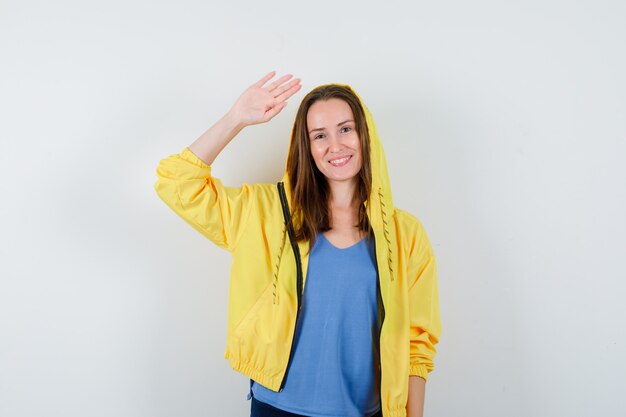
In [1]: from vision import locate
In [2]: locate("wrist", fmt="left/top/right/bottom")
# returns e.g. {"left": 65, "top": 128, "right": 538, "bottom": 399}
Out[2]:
{"left": 224, "top": 109, "right": 247, "bottom": 133}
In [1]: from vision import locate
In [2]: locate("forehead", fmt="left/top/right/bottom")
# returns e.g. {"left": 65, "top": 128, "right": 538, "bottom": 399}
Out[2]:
{"left": 306, "top": 98, "right": 354, "bottom": 127}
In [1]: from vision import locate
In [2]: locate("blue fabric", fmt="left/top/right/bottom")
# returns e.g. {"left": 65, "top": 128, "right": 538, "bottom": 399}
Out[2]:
{"left": 251, "top": 231, "right": 381, "bottom": 417}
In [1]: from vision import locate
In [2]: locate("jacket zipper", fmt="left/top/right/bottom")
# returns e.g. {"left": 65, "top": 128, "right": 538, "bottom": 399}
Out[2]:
{"left": 376, "top": 246, "right": 386, "bottom": 417}
{"left": 277, "top": 181, "right": 303, "bottom": 392}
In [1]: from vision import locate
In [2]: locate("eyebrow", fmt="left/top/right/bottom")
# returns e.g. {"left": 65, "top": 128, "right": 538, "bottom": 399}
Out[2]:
{"left": 308, "top": 119, "right": 354, "bottom": 134}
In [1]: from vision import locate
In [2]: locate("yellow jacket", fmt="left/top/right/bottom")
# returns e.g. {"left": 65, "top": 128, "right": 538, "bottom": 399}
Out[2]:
{"left": 154, "top": 84, "right": 441, "bottom": 417}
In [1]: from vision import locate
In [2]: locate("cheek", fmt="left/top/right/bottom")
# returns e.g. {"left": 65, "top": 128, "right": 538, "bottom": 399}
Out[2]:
{"left": 351, "top": 136, "right": 362, "bottom": 158}
{"left": 352, "top": 139, "right": 363, "bottom": 169}
{"left": 310, "top": 145, "right": 324, "bottom": 166}
{"left": 355, "top": 154, "right": 364, "bottom": 171}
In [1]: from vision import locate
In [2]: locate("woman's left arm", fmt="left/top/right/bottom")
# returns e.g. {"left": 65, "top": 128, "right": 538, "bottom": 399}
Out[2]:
{"left": 404, "top": 215, "right": 442, "bottom": 415}
{"left": 407, "top": 376, "right": 425, "bottom": 417}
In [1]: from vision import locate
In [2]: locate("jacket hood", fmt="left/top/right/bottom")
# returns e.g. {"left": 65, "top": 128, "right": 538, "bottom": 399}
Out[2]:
{"left": 279, "top": 83, "right": 398, "bottom": 281}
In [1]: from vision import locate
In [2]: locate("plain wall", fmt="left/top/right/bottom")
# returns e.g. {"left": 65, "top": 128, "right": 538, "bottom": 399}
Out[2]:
{"left": 1, "top": 0, "right": 625, "bottom": 416}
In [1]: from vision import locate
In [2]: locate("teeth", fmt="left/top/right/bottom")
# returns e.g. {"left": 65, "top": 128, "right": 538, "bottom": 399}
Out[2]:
{"left": 329, "top": 156, "right": 350, "bottom": 165}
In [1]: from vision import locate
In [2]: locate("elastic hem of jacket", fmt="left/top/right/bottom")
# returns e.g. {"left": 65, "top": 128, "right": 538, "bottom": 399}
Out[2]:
{"left": 181, "top": 147, "right": 212, "bottom": 168}
{"left": 408, "top": 363, "right": 430, "bottom": 381}
{"left": 224, "top": 352, "right": 283, "bottom": 392}
{"left": 385, "top": 405, "right": 412, "bottom": 417}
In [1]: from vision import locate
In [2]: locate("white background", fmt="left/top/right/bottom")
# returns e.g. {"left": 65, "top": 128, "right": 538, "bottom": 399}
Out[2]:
{"left": 1, "top": 1, "right": 625, "bottom": 416}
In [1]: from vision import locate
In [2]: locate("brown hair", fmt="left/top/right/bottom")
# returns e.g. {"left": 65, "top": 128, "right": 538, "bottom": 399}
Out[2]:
{"left": 286, "top": 84, "right": 372, "bottom": 249}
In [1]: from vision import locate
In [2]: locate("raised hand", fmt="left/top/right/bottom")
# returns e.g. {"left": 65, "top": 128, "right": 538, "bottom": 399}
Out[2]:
{"left": 229, "top": 71, "right": 302, "bottom": 127}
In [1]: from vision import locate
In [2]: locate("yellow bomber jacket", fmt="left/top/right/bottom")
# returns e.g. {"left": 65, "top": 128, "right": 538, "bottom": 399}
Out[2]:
{"left": 154, "top": 84, "right": 441, "bottom": 417}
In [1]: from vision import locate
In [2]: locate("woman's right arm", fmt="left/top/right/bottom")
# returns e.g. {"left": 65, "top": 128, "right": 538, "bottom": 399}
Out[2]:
{"left": 189, "top": 70, "right": 302, "bottom": 165}
{"left": 154, "top": 71, "right": 301, "bottom": 251}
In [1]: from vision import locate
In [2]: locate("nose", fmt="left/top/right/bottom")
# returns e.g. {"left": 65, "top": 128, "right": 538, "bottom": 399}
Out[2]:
{"left": 328, "top": 133, "right": 343, "bottom": 153}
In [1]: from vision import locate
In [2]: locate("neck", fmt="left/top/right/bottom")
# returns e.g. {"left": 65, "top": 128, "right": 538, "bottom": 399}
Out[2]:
{"left": 328, "top": 179, "right": 358, "bottom": 210}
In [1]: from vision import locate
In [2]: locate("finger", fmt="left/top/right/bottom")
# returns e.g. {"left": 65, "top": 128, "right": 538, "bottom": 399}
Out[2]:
{"left": 267, "top": 74, "right": 293, "bottom": 92}
{"left": 263, "top": 101, "right": 288, "bottom": 121}
{"left": 272, "top": 78, "right": 301, "bottom": 98}
{"left": 254, "top": 70, "right": 276, "bottom": 87}
{"left": 274, "top": 82, "right": 302, "bottom": 103}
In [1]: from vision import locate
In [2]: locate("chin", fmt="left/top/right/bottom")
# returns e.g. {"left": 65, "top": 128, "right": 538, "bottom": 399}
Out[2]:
{"left": 325, "top": 172, "right": 360, "bottom": 182}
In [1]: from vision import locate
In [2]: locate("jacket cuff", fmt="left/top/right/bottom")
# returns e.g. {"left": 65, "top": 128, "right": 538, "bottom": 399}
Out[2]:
{"left": 408, "top": 363, "right": 430, "bottom": 381}
{"left": 181, "top": 147, "right": 212, "bottom": 169}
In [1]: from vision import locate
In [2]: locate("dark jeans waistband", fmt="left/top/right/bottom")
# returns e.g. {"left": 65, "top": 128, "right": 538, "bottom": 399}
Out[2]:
{"left": 250, "top": 396, "right": 383, "bottom": 417}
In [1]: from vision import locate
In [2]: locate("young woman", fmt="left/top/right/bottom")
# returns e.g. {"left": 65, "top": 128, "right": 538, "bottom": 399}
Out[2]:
{"left": 154, "top": 71, "right": 441, "bottom": 417}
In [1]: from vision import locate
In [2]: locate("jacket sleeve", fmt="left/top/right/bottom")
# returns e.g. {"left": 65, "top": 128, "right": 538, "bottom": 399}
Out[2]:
{"left": 407, "top": 219, "right": 442, "bottom": 381}
{"left": 153, "top": 147, "right": 255, "bottom": 252}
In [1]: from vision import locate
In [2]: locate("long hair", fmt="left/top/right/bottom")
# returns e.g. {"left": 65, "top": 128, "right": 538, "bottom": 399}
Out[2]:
{"left": 287, "top": 84, "right": 372, "bottom": 249}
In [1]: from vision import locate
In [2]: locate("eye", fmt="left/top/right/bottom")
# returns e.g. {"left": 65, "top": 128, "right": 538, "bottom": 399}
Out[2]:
{"left": 341, "top": 126, "right": 352, "bottom": 133}
{"left": 313, "top": 133, "right": 325, "bottom": 140}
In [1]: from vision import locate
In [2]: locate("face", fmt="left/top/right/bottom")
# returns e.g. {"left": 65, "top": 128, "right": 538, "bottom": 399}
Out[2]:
{"left": 307, "top": 98, "right": 363, "bottom": 186}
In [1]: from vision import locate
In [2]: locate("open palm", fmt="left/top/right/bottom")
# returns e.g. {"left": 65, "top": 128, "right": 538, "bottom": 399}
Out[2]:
{"left": 230, "top": 71, "right": 302, "bottom": 127}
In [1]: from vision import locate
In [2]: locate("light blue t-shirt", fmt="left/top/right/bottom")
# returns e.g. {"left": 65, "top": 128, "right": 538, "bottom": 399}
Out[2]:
{"left": 251, "top": 231, "right": 381, "bottom": 417}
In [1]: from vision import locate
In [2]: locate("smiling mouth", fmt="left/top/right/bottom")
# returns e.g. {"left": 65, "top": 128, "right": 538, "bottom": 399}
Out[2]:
{"left": 328, "top": 155, "right": 352, "bottom": 167}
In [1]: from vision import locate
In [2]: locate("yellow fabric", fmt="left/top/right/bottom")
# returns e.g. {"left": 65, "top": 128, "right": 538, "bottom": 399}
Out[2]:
{"left": 154, "top": 84, "right": 441, "bottom": 417}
